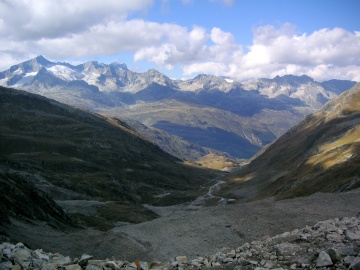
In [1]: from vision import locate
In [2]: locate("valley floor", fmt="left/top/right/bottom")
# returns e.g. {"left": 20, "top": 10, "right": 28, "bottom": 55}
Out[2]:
{"left": 2, "top": 188, "right": 360, "bottom": 262}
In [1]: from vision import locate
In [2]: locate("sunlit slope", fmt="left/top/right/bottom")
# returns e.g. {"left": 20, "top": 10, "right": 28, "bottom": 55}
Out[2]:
{"left": 218, "top": 83, "right": 360, "bottom": 201}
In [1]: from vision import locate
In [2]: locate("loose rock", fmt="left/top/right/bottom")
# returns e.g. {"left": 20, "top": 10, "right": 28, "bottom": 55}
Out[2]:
{"left": 1, "top": 216, "right": 360, "bottom": 269}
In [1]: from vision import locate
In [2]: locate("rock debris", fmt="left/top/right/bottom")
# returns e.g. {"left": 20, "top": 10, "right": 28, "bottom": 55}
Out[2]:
{"left": 1, "top": 216, "right": 360, "bottom": 269}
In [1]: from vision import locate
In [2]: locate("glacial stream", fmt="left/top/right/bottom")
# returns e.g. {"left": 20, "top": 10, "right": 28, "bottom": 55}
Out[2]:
{"left": 190, "top": 179, "right": 228, "bottom": 207}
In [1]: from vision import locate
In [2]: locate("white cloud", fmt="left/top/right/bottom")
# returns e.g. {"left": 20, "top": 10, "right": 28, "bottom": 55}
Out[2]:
{"left": 0, "top": 1, "right": 359, "bottom": 82}
{"left": 0, "top": 0, "right": 153, "bottom": 40}
{"left": 0, "top": 0, "right": 155, "bottom": 69}
{"left": 182, "top": 24, "right": 360, "bottom": 81}
{"left": 135, "top": 26, "right": 243, "bottom": 75}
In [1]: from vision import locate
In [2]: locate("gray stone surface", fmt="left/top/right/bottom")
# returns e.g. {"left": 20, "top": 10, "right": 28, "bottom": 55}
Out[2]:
{"left": 2, "top": 216, "right": 360, "bottom": 269}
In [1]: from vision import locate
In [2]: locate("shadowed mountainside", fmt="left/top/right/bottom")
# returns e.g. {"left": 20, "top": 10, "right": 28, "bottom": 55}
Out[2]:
{"left": 0, "top": 87, "right": 217, "bottom": 229}
{"left": 217, "top": 83, "right": 360, "bottom": 201}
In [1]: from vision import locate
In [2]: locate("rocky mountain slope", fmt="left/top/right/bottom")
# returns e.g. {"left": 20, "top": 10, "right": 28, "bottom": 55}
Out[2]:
{"left": 0, "top": 56, "right": 356, "bottom": 160}
{"left": 217, "top": 82, "right": 360, "bottom": 201}
{"left": 0, "top": 86, "right": 216, "bottom": 230}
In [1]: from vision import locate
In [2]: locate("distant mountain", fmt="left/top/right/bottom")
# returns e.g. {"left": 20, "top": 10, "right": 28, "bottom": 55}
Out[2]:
{"left": 0, "top": 86, "right": 216, "bottom": 229}
{"left": 240, "top": 74, "right": 352, "bottom": 110}
{"left": 217, "top": 82, "right": 360, "bottom": 201}
{"left": 0, "top": 56, "right": 356, "bottom": 160}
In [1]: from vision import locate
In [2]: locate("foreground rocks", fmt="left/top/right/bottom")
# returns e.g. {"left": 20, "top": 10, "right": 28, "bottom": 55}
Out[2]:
{"left": 1, "top": 216, "right": 360, "bottom": 270}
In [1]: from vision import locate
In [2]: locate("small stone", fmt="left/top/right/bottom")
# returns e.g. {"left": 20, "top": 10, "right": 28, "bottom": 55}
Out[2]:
{"left": 328, "top": 245, "right": 357, "bottom": 261}
{"left": 227, "top": 250, "right": 236, "bottom": 258}
{"left": 344, "top": 256, "right": 356, "bottom": 266}
{"left": 11, "top": 265, "right": 21, "bottom": 270}
{"left": 140, "top": 261, "right": 149, "bottom": 270}
{"left": 248, "top": 260, "right": 258, "bottom": 265}
{"left": 78, "top": 254, "right": 93, "bottom": 267}
{"left": 65, "top": 264, "right": 82, "bottom": 270}
{"left": 33, "top": 249, "right": 50, "bottom": 261}
{"left": 15, "top": 243, "right": 25, "bottom": 249}
{"left": 105, "top": 261, "right": 119, "bottom": 270}
{"left": 14, "top": 248, "right": 31, "bottom": 261}
{"left": 326, "top": 233, "right": 343, "bottom": 242}
{"left": 275, "top": 243, "right": 301, "bottom": 257}
{"left": 223, "top": 257, "right": 233, "bottom": 263}
{"left": 316, "top": 251, "right": 333, "bottom": 267}
{"left": 52, "top": 256, "right": 72, "bottom": 266}
{"left": 0, "top": 261, "right": 13, "bottom": 270}
{"left": 170, "top": 261, "right": 178, "bottom": 267}
{"left": 263, "top": 260, "right": 276, "bottom": 268}
{"left": 2, "top": 249, "right": 12, "bottom": 259}
{"left": 175, "top": 255, "right": 187, "bottom": 264}
{"left": 32, "top": 258, "right": 45, "bottom": 268}
{"left": 212, "top": 262, "right": 222, "bottom": 267}
{"left": 346, "top": 230, "right": 360, "bottom": 241}
{"left": 191, "top": 261, "right": 202, "bottom": 267}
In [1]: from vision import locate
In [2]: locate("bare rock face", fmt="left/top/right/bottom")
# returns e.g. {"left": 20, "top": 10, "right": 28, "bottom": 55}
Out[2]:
{"left": 1, "top": 216, "right": 360, "bottom": 269}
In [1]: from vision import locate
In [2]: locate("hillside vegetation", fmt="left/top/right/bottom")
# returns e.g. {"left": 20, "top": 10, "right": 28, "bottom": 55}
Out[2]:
{"left": 217, "top": 83, "right": 360, "bottom": 201}
{"left": 0, "top": 87, "right": 217, "bottom": 230}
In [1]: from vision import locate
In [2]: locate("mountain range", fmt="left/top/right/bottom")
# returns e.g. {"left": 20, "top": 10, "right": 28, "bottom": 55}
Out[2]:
{"left": 0, "top": 56, "right": 357, "bottom": 162}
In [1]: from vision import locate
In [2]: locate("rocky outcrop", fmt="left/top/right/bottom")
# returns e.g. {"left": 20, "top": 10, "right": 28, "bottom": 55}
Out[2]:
{"left": 1, "top": 216, "right": 360, "bottom": 269}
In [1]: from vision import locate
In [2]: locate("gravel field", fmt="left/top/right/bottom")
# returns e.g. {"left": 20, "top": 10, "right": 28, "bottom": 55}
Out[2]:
{"left": 2, "top": 188, "right": 360, "bottom": 262}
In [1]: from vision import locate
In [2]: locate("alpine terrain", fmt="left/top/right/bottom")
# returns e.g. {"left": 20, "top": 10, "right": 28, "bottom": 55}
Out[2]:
{"left": 0, "top": 56, "right": 356, "bottom": 163}
{"left": 0, "top": 66, "right": 360, "bottom": 267}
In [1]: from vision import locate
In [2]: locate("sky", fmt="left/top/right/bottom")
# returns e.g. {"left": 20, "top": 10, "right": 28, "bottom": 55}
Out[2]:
{"left": 1, "top": 0, "right": 360, "bottom": 81}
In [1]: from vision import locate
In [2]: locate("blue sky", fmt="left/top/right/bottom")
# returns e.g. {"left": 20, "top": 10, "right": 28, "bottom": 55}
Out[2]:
{"left": 1, "top": 0, "right": 360, "bottom": 81}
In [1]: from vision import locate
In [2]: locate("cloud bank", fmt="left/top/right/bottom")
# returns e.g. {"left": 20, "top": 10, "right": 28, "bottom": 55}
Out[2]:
{"left": 1, "top": 0, "right": 359, "bottom": 81}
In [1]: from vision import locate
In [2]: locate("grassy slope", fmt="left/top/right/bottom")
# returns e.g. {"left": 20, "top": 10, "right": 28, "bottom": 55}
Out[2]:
{"left": 217, "top": 83, "right": 360, "bottom": 201}
{"left": 0, "top": 87, "right": 217, "bottom": 229}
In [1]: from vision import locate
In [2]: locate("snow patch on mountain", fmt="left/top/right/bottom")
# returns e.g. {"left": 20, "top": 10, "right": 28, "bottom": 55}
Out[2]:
{"left": 47, "top": 65, "right": 82, "bottom": 81}
{"left": 82, "top": 71, "right": 101, "bottom": 86}
{"left": 13, "top": 71, "right": 38, "bottom": 86}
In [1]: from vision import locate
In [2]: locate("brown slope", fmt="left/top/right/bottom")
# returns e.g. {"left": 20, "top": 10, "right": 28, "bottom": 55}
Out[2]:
{"left": 217, "top": 83, "right": 360, "bottom": 201}
{"left": 0, "top": 87, "right": 216, "bottom": 229}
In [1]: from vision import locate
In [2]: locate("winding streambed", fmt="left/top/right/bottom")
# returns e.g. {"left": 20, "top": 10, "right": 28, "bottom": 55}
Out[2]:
{"left": 143, "top": 177, "right": 229, "bottom": 216}
{"left": 190, "top": 179, "right": 228, "bottom": 206}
